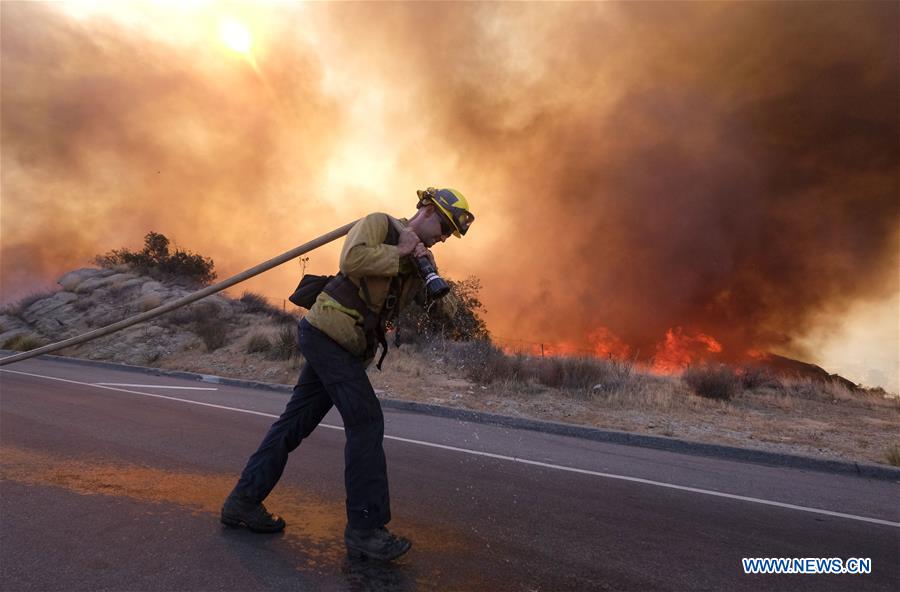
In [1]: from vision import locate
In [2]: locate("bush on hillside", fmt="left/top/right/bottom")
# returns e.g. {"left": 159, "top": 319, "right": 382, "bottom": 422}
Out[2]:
{"left": 239, "top": 292, "right": 272, "bottom": 314}
{"left": 96, "top": 231, "right": 216, "bottom": 286}
{"left": 738, "top": 365, "right": 782, "bottom": 390}
{"left": 196, "top": 318, "right": 227, "bottom": 352}
{"left": 240, "top": 291, "right": 297, "bottom": 323}
{"left": 3, "top": 333, "right": 48, "bottom": 352}
{"left": 269, "top": 324, "right": 299, "bottom": 360}
{"left": 246, "top": 332, "right": 272, "bottom": 355}
{"left": 395, "top": 276, "right": 490, "bottom": 343}
{"left": 683, "top": 363, "right": 739, "bottom": 400}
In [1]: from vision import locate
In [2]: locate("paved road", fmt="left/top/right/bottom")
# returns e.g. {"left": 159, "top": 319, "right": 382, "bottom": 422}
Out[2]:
{"left": 1, "top": 357, "right": 898, "bottom": 591}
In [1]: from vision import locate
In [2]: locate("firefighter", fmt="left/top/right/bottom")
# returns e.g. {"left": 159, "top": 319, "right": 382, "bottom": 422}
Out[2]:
{"left": 220, "top": 188, "right": 474, "bottom": 561}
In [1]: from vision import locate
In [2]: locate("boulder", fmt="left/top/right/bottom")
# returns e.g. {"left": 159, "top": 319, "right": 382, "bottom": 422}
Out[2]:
{"left": 33, "top": 315, "right": 69, "bottom": 336}
{"left": 21, "top": 291, "right": 78, "bottom": 324}
{"left": 140, "top": 281, "right": 165, "bottom": 295}
{"left": 0, "top": 313, "right": 29, "bottom": 333}
{"left": 75, "top": 274, "right": 123, "bottom": 294}
{"left": 106, "top": 272, "right": 137, "bottom": 282}
{"left": 57, "top": 268, "right": 103, "bottom": 291}
{"left": 119, "top": 278, "right": 145, "bottom": 290}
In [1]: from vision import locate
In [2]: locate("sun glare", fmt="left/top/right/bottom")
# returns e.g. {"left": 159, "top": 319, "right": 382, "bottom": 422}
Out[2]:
{"left": 219, "top": 19, "right": 252, "bottom": 55}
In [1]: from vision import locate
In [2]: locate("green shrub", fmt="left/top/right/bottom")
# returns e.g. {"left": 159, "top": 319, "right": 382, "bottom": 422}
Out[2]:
{"left": 683, "top": 364, "right": 739, "bottom": 400}
{"left": 96, "top": 231, "right": 216, "bottom": 286}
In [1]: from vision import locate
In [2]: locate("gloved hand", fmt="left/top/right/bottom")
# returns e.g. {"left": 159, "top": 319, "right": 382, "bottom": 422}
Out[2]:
{"left": 436, "top": 289, "right": 459, "bottom": 319}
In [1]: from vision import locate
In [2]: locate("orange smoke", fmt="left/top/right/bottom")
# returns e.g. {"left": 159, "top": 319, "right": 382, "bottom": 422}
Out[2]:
{"left": 1, "top": 2, "right": 898, "bottom": 382}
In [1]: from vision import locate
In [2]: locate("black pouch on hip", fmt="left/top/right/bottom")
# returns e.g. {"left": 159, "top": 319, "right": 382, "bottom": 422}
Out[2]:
{"left": 288, "top": 274, "right": 334, "bottom": 309}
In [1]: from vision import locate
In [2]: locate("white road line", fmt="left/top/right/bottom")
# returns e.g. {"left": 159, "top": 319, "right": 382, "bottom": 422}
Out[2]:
{"left": 3, "top": 367, "right": 898, "bottom": 529}
{"left": 1, "top": 369, "right": 274, "bottom": 419}
{"left": 94, "top": 383, "right": 219, "bottom": 391}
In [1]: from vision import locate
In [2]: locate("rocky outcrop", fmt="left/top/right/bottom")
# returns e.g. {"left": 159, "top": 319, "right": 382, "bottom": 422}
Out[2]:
{"left": 0, "top": 313, "right": 30, "bottom": 346}
{"left": 0, "top": 267, "right": 267, "bottom": 363}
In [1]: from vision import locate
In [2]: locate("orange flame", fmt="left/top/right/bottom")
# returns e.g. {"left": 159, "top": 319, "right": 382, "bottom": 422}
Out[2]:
{"left": 495, "top": 325, "right": 731, "bottom": 376}
{"left": 651, "top": 327, "right": 723, "bottom": 373}
{"left": 588, "top": 326, "right": 632, "bottom": 359}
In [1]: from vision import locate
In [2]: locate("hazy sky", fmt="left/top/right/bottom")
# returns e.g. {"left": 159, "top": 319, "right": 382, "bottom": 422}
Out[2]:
{"left": 2, "top": 1, "right": 897, "bottom": 390}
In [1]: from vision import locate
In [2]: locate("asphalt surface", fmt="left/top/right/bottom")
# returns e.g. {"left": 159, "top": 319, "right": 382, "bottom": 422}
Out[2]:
{"left": 1, "top": 357, "right": 898, "bottom": 591}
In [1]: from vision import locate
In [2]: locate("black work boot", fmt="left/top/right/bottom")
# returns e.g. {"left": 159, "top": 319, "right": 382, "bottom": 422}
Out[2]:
{"left": 344, "top": 525, "right": 412, "bottom": 561}
{"left": 220, "top": 493, "right": 286, "bottom": 533}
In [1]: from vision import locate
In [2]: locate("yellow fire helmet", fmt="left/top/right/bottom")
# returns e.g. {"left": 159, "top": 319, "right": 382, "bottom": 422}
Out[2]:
{"left": 415, "top": 187, "right": 475, "bottom": 237}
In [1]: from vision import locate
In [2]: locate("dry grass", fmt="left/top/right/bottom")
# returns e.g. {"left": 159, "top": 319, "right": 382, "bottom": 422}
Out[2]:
{"left": 177, "top": 302, "right": 227, "bottom": 352}
{"left": 738, "top": 365, "right": 782, "bottom": 389}
{"left": 239, "top": 291, "right": 297, "bottom": 324}
{"left": 195, "top": 321, "right": 226, "bottom": 352}
{"left": 441, "top": 340, "right": 635, "bottom": 395}
{"left": 239, "top": 292, "right": 273, "bottom": 314}
{"left": 18, "top": 290, "right": 59, "bottom": 311}
{"left": 245, "top": 332, "right": 272, "bottom": 355}
{"left": 0, "top": 290, "right": 58, "bottom": 318}
{"left": 269, "top": 324, "right": 299, "bottom": 360}
{"left": 885, "top": 445, "right": 900, "bottom": 466}
{"left": 365, "top": 337, "right": 900, "bottom": 465}
{"left": 106, "top": 279, "right": 132, "bottom": 300}
{"left": 683, "top": 364, "right": 739, "bottom": 400}
{"left": 3, "top": 333, "right": 48, "bottom": 352}
{"left": 59, "top": 275, "right": 84, "bottom": 292}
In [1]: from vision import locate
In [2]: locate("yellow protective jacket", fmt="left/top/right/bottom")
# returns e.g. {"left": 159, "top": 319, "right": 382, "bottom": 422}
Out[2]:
{"left": 304, "top": 212, "right": 458, "bottom": 364}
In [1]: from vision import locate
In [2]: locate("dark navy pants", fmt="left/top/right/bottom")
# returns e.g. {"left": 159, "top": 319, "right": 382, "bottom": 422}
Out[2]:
{"left": 231, "top": 318, "right": 390, "bottom": 529}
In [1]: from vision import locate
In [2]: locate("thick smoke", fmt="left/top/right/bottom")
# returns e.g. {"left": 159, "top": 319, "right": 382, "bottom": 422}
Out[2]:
{"left": 2, "top": 2, "right": 898, "bottom": 369}
{"left": 1, "top": 2, "right": 346, "bottom": 305}
{"left": 308, "top": 1, "right": 899, "bottom": 362}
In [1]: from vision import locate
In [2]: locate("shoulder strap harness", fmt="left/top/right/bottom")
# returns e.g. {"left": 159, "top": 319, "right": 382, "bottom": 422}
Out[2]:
{"left": 323, "top": 215, "right": 403, "bottom": 369}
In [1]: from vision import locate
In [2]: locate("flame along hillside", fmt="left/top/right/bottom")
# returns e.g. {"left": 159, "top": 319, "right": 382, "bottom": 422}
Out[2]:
{"left": 498, "top": 326, "right": 859, "bottom": 391}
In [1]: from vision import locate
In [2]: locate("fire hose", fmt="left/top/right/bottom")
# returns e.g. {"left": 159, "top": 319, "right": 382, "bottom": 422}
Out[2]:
{"left": 0, "top": 220, "right": 361, "bottom": 367}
